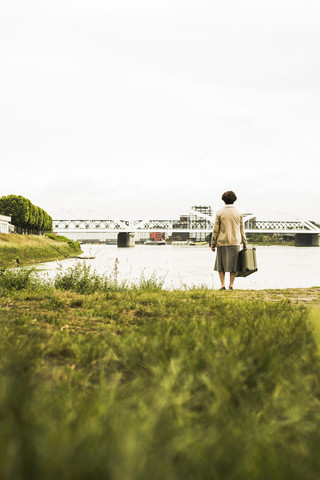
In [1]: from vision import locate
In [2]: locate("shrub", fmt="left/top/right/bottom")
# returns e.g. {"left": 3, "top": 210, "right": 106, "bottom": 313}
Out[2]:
{"left": 45, "top": 234, "right": 80, "bottom": 251}
{"left": 53, "top": 263, "right": 108, "bottom": 294}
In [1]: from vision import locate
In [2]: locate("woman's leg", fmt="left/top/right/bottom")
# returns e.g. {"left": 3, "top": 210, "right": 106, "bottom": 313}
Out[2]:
{"left": 229, "top": 272, "right": 236, "bottom": 288}
{"left": 218, "top": 271, "right": 225, "bottom": 288}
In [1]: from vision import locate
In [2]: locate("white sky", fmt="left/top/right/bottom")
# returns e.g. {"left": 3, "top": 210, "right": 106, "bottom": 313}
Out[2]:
{"left": 1, "top": 0, "right": 320, "bottom": 221}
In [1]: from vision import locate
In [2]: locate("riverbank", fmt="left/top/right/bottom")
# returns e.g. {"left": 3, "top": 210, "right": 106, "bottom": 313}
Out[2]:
{"left": 0, "top": 233, "right": 82, "bottom": 268}
{"left": 250, "top": 241, "right": 295, "bottom": 246}
{"left": 0, "top": 266, "right": 320, "bottom": 478}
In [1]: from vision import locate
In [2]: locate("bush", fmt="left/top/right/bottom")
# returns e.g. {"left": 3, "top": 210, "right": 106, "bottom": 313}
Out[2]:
{"left": 45, "top": 234, "right": 80, "bottom": 251}
{"left": 53, "top": 263, "right": 105, "bottom": 294}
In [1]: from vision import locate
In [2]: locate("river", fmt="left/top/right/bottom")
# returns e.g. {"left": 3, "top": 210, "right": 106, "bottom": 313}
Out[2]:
{"left": 35, "top": 244, "right": 320, "bottom": 290}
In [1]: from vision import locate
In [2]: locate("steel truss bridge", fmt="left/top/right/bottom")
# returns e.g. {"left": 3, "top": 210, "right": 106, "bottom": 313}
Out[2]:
{"left": 53, "top": 211, "right": 320, "bottom": 236}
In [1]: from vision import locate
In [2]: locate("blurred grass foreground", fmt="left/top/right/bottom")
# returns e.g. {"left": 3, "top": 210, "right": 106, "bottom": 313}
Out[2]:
{"left": 0, "top": 264, "right": 320, "bottom": 479}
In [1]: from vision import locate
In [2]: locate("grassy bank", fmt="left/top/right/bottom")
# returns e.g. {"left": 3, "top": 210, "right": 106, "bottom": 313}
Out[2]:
{"left": 250, "top": 241, "right": 295, "bottom": 246}
{"left": 246, "top": 233, "right": 295, "bottom": 247}
{"left": 0, "top": 266, "right": 320, "bottom": 479}
{"left": 0, "top": 233, "right": 82, "bottom": 268}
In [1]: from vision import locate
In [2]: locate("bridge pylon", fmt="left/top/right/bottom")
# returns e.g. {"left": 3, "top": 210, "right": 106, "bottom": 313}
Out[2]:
{"left": 117, "top": 232, "right": 135, "bottom": 248}
{"left": 295, "top": 233, "right": 320, "bottom": 247}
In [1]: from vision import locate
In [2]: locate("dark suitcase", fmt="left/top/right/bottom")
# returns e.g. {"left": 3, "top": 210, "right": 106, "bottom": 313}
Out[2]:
{"left": 236, "top": 247, "right": 258, "bottom": 277}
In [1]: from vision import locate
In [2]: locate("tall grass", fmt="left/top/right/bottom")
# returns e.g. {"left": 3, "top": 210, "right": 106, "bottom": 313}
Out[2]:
{"left": 0, "top": 262, "right": 167, "bottom": 295}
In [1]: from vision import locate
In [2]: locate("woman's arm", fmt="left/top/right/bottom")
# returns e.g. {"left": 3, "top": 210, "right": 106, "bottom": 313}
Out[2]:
{"left": 211, "top": 214, "right": 220, "bottom": 251}
{"left": 240, "top": 215, "right": 247, "bottom": 248}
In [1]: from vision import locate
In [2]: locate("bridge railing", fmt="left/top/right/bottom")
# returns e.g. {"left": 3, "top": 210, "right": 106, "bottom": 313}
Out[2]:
{"left": 53, "top": 219, "right": 214, "bottom": 230}
{"left": 52, "top": 218, "right": 320, "bottom": 234}
{"left": 244, "top": 220, "right": 311, "bottom": 231}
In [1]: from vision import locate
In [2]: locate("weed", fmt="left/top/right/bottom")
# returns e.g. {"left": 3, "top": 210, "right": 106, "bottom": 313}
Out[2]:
{"left": 70, "top": 298, "right": 83, "bottom": 308}
{"left": 53, "top": 262, "right": 103, "bottom": 294}
{"left": 134, "top": 269, "right": 167, "bottom": 291}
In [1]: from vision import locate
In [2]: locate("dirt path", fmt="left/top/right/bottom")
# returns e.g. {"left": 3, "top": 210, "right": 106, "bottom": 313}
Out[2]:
{"left": 228, "top": 287, "right": 320, "bottom": 305}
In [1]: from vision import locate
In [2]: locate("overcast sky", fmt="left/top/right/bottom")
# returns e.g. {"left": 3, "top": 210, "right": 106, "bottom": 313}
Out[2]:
{"left": 1, "top": 0, "right": 319, "bottom": 221}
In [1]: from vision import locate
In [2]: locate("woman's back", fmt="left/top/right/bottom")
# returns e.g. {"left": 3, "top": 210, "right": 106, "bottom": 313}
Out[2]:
{"left": 212, "top": 205, "right": 245, "bottom": 247}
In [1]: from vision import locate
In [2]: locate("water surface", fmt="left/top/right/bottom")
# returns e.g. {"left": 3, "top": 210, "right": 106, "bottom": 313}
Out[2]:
{"left": 35, "top": 245, "right": 320, "bottom": 290}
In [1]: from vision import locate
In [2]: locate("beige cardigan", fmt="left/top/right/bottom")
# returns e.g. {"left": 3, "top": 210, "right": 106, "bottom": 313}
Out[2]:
{"left": 211, "top": 205, "right": 247, "bottom": 247}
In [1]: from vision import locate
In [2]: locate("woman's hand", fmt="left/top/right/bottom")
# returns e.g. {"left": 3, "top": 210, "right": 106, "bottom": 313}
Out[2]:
{"left": 211, "top": 246, "right": 215, "bottom": 252}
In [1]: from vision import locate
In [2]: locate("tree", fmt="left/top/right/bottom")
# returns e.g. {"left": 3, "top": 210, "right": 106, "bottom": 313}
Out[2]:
{"left": 0, "top": 195, "right": 53, "bottom": 234}
{"left": 0, "top": 195, "right": 30, "bottom": 233}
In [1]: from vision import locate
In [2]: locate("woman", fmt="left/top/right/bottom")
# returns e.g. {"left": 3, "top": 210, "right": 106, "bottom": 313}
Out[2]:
{"left": 211, "top": 191, "right": 247, "bottom": 290}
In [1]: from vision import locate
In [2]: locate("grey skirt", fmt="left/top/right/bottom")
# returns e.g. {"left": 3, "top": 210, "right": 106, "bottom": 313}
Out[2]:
{"left": 214, "top": 246, "right": 240, "bottom": 272}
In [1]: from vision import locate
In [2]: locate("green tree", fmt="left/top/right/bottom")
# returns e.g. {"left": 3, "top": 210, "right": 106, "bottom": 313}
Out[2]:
{"left": 0, "top": 195, "right": 30, "bottom": 233}
{"left": 43, "top": 211, "right": 53, "bottom": 233}
{"left": 0, "top": 195, "right": 52, "bottom": 234}
{"left": 38, "top": 209, "right": 44, "bottom": 234}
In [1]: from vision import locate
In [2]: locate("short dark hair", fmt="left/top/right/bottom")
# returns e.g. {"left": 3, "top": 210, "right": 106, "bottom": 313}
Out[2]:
{"left": 222, "top": 191, "right": 237, "bottom": 204}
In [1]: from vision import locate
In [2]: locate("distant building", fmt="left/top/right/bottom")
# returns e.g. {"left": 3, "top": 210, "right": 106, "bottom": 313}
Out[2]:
{"left": 171, "top": 232, "right": 190, "bottom": 241}
{"left": 171, "top": 206, "right": 213, "bottom": 242}
{"left": 189, "top": 205, "right": 213, "bottom": 241}
{"left": 172, "top": 215, "right": 190, "bottom": 241}
{"left": 150, "top": 232, "right": 164, "bottom": 242}
{"left": 191, "top": 205, "right": 213, "bottom": 217}
{"left": 0, "top": 215, "right": 13, "bottom": 234}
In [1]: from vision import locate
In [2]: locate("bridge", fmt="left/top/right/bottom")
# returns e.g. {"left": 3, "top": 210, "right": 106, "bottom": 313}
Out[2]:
{"left": 53, "top": 209, "right": 320, "bottom": 246}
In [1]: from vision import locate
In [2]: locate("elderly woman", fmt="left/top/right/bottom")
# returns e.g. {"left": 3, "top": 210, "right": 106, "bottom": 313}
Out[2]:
{"left": 211, "top": 191, "right": 247, "bottom": 290}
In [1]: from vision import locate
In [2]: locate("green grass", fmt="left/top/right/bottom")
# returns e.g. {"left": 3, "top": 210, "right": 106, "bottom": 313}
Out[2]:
{"left": 0, "top": 233, "right": 82, "bottom": 268}
{"left": 0, "top": 266, "right": 320, "bottom": 479}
